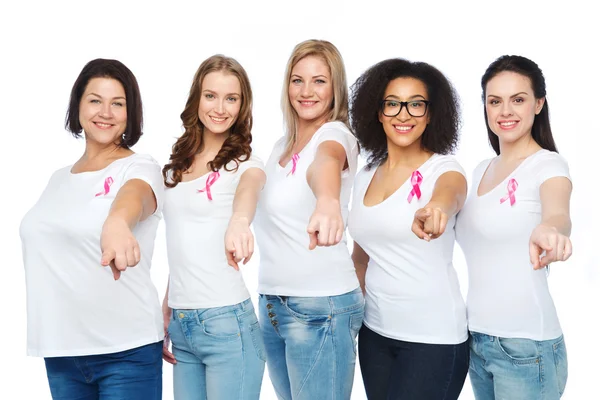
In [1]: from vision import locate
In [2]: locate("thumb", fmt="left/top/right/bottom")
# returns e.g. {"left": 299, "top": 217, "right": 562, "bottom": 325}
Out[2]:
{"left": 308, "top": 232, "right": 318, "bottom": 250}
{"left": 101, "top": 249, "right": 116, "bottom": 266}
{"left": 414, "top": 208, "right": 431, "bottom": 222}
{"left": 529, "top": 241, "right": 541, "bottom": 269}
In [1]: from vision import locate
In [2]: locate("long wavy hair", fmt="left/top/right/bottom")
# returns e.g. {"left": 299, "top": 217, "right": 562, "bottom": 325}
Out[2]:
{"left": 281, "top": 40, "right": 350, "bottom": 154}
{"left": 163, "top": 55, "right": 253, "bottom": 187}
{"left": 482, "top": 55, "right": 557, "bottom": 155}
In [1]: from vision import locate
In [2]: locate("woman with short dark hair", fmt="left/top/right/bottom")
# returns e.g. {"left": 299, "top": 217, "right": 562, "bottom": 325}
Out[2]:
{"left": 20, "top": 58, "right": 164, "bottom": 400}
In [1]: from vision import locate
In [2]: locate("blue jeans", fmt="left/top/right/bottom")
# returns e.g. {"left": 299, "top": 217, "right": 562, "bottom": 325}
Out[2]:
{"left": 469, "top": 332, "right": 568, "bottom": 400}
{"left": 168, "top": 298, "right": 266, "bottom": 400}
{"left": 44, "top": 341, "right": 163, "bottom": 400}
{"left": 258, "top": 288, "right": 365, "bottom": 400}
{"left": 359, "top": 324, "right": 469, "bottom": 400}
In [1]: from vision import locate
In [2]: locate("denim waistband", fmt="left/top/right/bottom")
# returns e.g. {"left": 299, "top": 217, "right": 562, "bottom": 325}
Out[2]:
{"left": 173, "top": 298, "right": 254, "bottom": 321}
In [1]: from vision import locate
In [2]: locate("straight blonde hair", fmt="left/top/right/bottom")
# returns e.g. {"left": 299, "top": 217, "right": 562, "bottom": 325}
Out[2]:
{"left": 281, "top": 40, "right": 350, "bottom": 153}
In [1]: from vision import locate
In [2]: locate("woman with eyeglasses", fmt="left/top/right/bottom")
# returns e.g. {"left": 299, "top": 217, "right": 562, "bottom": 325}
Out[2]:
{"left": 348, "top": 58, "right": 469, "bottom": 400}
{"left": 456, "top": 55, "right": 572, "bottom": 400}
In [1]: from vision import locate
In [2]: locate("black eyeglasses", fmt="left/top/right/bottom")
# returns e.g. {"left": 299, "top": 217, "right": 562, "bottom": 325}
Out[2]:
{"left": 380, "top": 99, "right": 430, "bottom": 117}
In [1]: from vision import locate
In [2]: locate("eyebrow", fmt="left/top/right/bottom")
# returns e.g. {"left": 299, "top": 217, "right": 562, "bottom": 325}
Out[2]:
{"left": 384, "top": 94, "right": 427, "bottom": 100}
{"left": 88, "top": 92, "right": 126, "bottom": 101}
{"left": 291, "top": 74, "right": 329, "bottom": 79}
{"left": 487, "top": 92, "right": 529, "bottom": 98}
{"left": 202, "top": 89, "right": 241, "bottom": 96}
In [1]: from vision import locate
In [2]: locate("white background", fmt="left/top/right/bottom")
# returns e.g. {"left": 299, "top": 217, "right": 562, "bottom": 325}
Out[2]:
{"left": 1, "top": 0, "right": 598, "bottom": 398}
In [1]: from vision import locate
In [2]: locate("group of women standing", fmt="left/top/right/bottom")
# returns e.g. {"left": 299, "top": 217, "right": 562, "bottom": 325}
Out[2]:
{"left": 20, "top": 39, "right": 573, "bottom": 400}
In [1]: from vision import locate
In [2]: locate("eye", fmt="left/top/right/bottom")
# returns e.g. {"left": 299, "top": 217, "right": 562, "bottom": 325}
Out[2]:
{"left": 513, "top": 97, "right": 524, "bottom": 103}
{"left": 291, "top": 78, "right": 302, "bottom": 84}
{"left": 410, "top": 101, "right": 424, "bottom": 108}
{"left": 90, "top": 99, "right": 101, "bottom": 104}
{"left": 489, "top": 99, "right": 500, "bottom": 106}
{"left": 226, "top": 96, "right": 238, "bottom": 102}
{"left": 205, "top": 93, "right": 214, "bottom": 99}
{"left": 112, "top": 102, "right": 124, "bottom": 107}
{"left": 386, "top": 100, "right": 399, "bottom": 107}
{"left": 315, "top": 79, "right": 326, "bottom": 84}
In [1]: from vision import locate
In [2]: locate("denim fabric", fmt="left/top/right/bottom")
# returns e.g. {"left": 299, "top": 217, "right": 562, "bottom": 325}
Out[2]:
{"left": 168, "top": 298, "right": 266, "bottom": 400}
{"left": 44, "top": 341, "right": 163, "bottom": 400}
{"left": 258, "top": 288, "right": 364, "bottom": 400}
{"left": 469, "top": 332, "right": 568, "bottom": 400}
{"left": 358, "top": 324, "right": 469, "bottom": 400}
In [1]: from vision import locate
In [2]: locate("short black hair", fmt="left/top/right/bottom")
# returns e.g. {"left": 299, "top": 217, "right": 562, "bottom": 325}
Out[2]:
{"left": 350, "top": 58, "right": 460, "bottom": 168}
{"left": 65, "top": 58, "right": 143, "bottom": 148}
{"left": 482, "top": 55, "right": 557, "bottom": 155}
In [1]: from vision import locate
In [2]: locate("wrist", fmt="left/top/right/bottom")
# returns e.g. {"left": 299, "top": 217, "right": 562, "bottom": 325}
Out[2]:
{"left": 230, "top": 213, "right": 250, "bottom": 225}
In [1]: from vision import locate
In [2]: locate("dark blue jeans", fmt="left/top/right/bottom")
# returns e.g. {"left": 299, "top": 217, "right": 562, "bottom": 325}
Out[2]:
{"left": 44, "top": 341, "right": 163, "bottom": 400}
{"left": 359, "top": 325, "right": 468, "bottom": 400}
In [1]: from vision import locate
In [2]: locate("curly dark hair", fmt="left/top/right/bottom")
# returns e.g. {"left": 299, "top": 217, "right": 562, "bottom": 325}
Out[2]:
{"left": 163, "top": 55, "right": 253, "bottom": 188}
{"left": 482, "top": 55, "right": 557, "bottom": 155}
{"left": 350, "top": 58, "right": 460, "bottom": 168}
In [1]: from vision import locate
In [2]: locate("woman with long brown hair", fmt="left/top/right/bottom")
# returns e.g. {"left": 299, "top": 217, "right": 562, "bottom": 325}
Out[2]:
{"left": 161, "top": 55, "right": 266, "bottom": 399}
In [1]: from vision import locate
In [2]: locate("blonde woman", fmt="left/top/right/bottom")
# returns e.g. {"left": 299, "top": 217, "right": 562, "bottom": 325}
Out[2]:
{"left": 254, "top": 40, "right": 364, "bottom": 400}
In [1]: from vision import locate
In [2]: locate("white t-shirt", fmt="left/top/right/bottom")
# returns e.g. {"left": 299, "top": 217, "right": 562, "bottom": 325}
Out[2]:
{"left": 456, "top": 149, "right": 570, "bottom": 341}
{"left": 255, "top": 121, "right": 360, "bottom": 296}
{"left": 20, "top": 153, "right": 164, "bottom": 357}
{"left": 164, "top": 155, "right": 264, "bottom": 309}
{"left": 348, "top": 154, "right": 468, "bottom": 344}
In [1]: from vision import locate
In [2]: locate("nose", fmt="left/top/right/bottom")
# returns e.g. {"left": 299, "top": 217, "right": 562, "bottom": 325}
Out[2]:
{"left": 214, "top": 100, "right": 225, "bottom": 114}
{"left": 500, "top": 101, "right": 513, "bottom": 117}
{"left": 396, "top": 104, "right": 411, "bottom": 121}
{"left": 300, "top": 82, "right": 313, "bottom": 98}
{"left": 99, "top": 103, "right": 113, "bottom": 119}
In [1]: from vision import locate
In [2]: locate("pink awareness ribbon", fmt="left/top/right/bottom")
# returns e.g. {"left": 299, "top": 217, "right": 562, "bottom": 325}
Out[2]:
{"left": 197, "top": 171, "right": 220, "bottom": 200}
{"left": 407, "top": 170, "right": 423, "bottom": 203}
{"left": 95, "top": 177, "right": 114, "bottom": 197}
{"left": 500, "top": 178, "right": 518, "bottom": 206}
{"left": 287, "top": 153, "right": 300, "bottom": 176}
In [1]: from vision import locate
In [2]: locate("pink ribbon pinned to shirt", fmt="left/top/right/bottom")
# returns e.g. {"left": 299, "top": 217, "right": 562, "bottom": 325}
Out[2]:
{"left": 407, "top": 171, "right": 423, "bottom": 203}
{"left": 95, "top": 177, "right": 114, "bottom": 197}
{"left": 287, "top": 153, "right": 300, "bottom": 176}
{"left": 197, "top": 171, "right": 220, "bottom": 200}
{"left": 500, "top": 178, "right": 518, "bottom": 206}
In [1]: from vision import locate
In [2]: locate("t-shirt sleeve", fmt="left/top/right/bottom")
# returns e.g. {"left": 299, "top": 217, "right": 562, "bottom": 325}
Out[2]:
{"left": 232, "top": 154, "right": 265, "bottom": 185}
{"left": 431, "top": 155, "right": 467, "bottom": 183}
{"left": 314, "top": 123, "right": 358, "bottom": 173}
{"left": 122, "top": 154, "right": 165, "bottom": 214}
{"left": 533, "top": 152, "right": 571, "bottom": 187}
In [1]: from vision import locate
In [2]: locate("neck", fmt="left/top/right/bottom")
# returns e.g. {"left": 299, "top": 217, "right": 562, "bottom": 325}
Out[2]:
{"left": 498, "top": 133, "right": 541, "bottom": 162}
{"left": 295, "top": 116, "right": 329, "bottom": 148}
{"left": 82, "top": 140, "right": 127, "bottom": 162}
{"left": 384, "top": 139, "right": 431, "bottom": 170}
{"left": 201, "top": 128, "right": 229, "bottom": 156}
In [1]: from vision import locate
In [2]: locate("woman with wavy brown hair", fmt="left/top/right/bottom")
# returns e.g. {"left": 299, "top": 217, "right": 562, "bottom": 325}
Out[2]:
{"left": 161, "top": 55, "right": 266, "bottom": 399}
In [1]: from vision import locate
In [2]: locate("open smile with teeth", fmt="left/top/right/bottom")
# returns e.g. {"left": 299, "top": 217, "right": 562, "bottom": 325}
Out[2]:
{"left": 299, "top": 101, "right": 317, "bottom": 106}
{"left": 393, "top": 125, "right": 413, "bottom": 133}
{"left": 210, "top": 116, "right": 227, "bottom": 123}
{"left": 499, "top": 121, "right": 518, "bottom": 129}
{"left": 93, "top": 122, "right": 114, "bottom": 129}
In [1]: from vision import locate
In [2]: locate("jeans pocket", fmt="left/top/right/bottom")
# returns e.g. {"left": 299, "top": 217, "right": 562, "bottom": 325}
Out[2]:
{"left": 349, "top": 311, "right": 364, "bottom": 355}
{"left": 284, "top": 296, "right": 332, "bottom": 325}
{"left": 496, "top": 337, "right": 541, "bottom": 365}
{"left": 249, "top": 319, "right": 267, "bottom": 362}
{"left": 552, "top": 336, "right": 568, "bottom": 396}
{"left": 201, "top": 312, "right": 241, "bottom": 341}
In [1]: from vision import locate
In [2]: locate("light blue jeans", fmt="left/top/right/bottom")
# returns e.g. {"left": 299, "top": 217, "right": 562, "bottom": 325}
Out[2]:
{"left": 258, "top": 288, "right": 365, "bottom": 400}
{"left": 469, "top": 332, "right": 568, "bottom": 400}
{"left": 168, "top": 298, "right": 266, "bottom": 400}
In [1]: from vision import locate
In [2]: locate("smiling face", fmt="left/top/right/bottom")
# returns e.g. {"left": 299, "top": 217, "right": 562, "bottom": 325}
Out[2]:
{"left": 288, "top": 55, "right": 334, "bottom": 126}
{"left": 485, "top": 71, "right": 545, "bottom": 146}
{"left": 79, "top": 77, "right": 127, "bottom": 146}
{"left": 378, "top": 77, "right": 430, "bottom": 151}
{"left": 198, "top": 70, "right": 242, "bottom": 137}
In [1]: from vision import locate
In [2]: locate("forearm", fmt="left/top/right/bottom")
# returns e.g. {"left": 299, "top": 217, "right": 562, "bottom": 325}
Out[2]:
{"left": 540, "top": 214, "right": 572, "bottom": 237}
{"left": 307, "top": 157, "right": 342, "bottom": 203}
{"left": 231, "top": 186, "right": 260, "bottom": 224}
{"left": 354, "top": 262, "right": 367, "bottom": 292}
{"left": 106, "top": 186, "right": 148, "bottom": 229}
{"left": 427, "top": 189, "right": 461, "bottom": 216}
